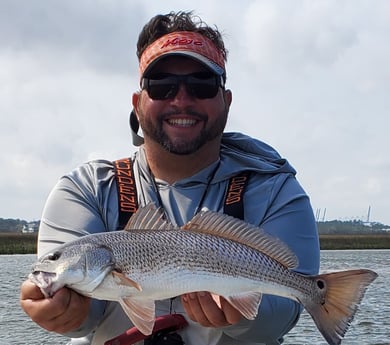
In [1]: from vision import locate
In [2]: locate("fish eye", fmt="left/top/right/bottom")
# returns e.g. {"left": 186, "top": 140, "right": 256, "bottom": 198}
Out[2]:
{"left": 47, "top": 252, "right": 61, "bottom": 261}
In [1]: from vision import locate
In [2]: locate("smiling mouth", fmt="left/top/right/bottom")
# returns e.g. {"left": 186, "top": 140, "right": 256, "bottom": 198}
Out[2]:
{"left": 166, "top": 118, "right": 198, "bottom": 127}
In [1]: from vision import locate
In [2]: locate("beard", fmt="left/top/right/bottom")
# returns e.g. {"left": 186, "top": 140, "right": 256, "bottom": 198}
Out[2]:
{"left": 138, "top": 108, "right": 228, "bottom": 155}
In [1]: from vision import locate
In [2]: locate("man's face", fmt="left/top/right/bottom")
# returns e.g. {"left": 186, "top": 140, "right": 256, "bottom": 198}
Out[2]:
{"left": 133, "top": 56, "right": 232, "bottom": 155}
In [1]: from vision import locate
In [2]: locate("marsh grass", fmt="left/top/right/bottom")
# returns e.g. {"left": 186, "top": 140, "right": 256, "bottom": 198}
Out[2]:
{"left": 0, "top": 232, "right": 389, "bottom": 254}
{"left": 0, "top": 233, "right": 38, "bottom": 254}
{"left": 319, "top": 234, "right": 390, "bottom": 250}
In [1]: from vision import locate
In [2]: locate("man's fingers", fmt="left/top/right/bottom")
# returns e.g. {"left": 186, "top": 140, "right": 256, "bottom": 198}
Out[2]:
{"left": 197, "top": 292, "right": 229, "bottom": 327}
{"left": 182, "top": 292, "right": 212, "bottom": 326}
{"left": 182, "top": 292, "right": 232, "bottom": 328}
{"left": 220, "top": 297, "right": 243, "bottom": 325}
{"left": 20, "top": 280, "right": 45, "bottom": 300}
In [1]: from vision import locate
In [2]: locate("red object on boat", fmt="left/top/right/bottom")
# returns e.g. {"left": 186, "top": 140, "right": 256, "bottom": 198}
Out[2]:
{"left": 104, "top": 314, "right": 188, "bottom": 345}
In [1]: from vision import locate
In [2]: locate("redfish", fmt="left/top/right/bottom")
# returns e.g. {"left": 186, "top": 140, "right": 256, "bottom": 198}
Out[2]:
{"left": 29, "top": 204, "right": 377, "bottom": 345}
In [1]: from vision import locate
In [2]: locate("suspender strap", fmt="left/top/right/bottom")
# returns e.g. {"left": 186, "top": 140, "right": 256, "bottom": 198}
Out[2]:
{"left": 113, "top": 158, "right": 138, "bottom": 229}
{"left": 223, "top": 171, "right": 250, "bottom": 220}
{"left": 113, "top": 157, "right": 249, "bottom": 228}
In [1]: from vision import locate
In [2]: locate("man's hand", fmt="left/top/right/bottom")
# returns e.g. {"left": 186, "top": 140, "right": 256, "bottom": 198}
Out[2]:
{"left": 181, "top": 292, "right": 243, "bottom": 327}
{"left": 20, "top": 280, "right": 90, "bottom": 334}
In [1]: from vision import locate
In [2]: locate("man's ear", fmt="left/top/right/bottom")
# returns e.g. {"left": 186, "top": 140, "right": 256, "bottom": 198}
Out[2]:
{"left": 130, "top": 92, "right": 144, "bottom": 146}
{"left": 224, "top": 89, "right": 232, "bottom": 108}
{"left": 132, "top": 92, "right": 141, "bottom": 116}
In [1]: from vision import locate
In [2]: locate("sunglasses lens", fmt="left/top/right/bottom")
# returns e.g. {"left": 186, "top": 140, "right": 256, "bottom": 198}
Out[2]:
{"left": 142, "top": 73, "right": 221, "bottom": 100}
{"left": 189, "top": 82, "right": 219, "bottom": 99}
{"left": 148, "top": 83, "right": 178, "bottom": 100}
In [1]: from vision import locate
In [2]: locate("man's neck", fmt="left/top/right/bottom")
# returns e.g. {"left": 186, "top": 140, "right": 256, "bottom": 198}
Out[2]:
{"left": 144, "top": 139, "right": 221, "bottom": 184}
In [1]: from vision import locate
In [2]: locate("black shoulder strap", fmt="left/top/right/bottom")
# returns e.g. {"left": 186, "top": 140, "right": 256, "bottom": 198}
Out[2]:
{"left": 223, "top": 171, "right": 250, "bottom": 220}
{"left": 113, "top": 158, "right": 138, "bottom": 229}
{"left": 113, "top": 158, "right": 249, "bottom": 228}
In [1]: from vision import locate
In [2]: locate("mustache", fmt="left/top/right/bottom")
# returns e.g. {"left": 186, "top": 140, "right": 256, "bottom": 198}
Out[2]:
{"left": 159, "top": 108, "right": 208, "bottom": 122}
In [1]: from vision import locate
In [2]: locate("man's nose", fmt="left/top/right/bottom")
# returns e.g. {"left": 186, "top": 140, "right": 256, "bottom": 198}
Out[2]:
{"left": 172, "top": 83, "right": 194, "bottom": 101}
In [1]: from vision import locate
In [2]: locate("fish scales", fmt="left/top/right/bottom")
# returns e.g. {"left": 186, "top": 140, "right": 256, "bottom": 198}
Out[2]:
{"left": 94, "top": 229, "right": 293, "bottom": 292}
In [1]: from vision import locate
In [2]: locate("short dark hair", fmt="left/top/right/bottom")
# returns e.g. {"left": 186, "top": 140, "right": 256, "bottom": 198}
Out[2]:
{"left": 136, "top": 11, "right": 228, "bottom": 63}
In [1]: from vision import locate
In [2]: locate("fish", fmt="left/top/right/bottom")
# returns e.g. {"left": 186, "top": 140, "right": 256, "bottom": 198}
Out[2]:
{"left": 29, "top": 204, "right": 377, "bottom": 345}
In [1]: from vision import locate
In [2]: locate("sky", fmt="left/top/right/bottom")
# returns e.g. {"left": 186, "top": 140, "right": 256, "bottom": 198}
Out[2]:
{"left": 1, "top": 0, "right": 389, "bottom": 225}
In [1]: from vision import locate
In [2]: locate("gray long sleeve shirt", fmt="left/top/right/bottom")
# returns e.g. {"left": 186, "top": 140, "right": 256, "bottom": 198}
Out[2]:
{"left": 37, "top": 132, "right": 320, "bottom": 345}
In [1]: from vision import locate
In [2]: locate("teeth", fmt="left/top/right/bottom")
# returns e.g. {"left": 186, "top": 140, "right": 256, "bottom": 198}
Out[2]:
{"left": 167, "top": 118, "right": 197, "bottom": 127}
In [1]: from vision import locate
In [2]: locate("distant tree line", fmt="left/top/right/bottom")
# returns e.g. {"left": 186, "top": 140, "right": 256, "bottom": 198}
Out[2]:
{"left": 317, "top": 220, "right": 390, "bottom": 235}
{"left": 1, "top": 217, "right": 390, "bottom": 234}
{"left": 0, "top": 218, "right": 27, "bottom": 232}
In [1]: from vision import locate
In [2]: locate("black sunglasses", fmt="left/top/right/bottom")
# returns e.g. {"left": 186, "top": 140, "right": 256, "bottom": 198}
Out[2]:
{"left": 141, "top": 72, "right": 224, "bottom": 100}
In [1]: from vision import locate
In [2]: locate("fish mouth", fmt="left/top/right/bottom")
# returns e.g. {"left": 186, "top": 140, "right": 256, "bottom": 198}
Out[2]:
{"left": 29, "top": 271, "right": 58, "bottom": 298}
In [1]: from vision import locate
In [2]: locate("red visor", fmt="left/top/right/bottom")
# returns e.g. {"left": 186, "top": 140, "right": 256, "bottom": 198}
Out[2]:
{"left": 139, "top": 31, "right": 225, "bottom": 77}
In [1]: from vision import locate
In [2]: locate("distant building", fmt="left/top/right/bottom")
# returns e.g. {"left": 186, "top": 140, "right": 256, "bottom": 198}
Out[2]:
{"left": 22, "top": 221, "right": 40, "bottom": 233}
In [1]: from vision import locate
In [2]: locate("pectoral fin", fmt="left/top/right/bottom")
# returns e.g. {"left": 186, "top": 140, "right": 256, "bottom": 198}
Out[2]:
{"left": 224, "top": 292, "right": 262, "bottom": 320}
{"left": 112, "top": 271, "right": 142, "bottom": 291}
{"left": 119, "top": 297, "right": 156, "bottom": 335}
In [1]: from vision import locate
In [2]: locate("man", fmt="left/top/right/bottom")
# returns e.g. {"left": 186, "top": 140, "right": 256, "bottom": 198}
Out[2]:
{"left": 21, "top": 11, "right": 319, "bottom": 345}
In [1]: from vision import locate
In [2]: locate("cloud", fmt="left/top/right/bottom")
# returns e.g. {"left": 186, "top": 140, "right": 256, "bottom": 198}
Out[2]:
{"left": 0, "top": 0, "right": 147, "bottom": 75}
{"left": 240, "top": 2, "right": 356, "bottom": 78}
{"left": 0, "top": 0, "right": 389, "bottom": 225}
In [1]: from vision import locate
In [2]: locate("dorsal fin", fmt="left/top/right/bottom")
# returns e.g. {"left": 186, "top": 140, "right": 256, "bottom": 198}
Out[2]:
{"left": 124, "top": 204, "right": 175, "bottom": 231}
{"left": 182, "top": 211, "right": 298, "bottom": 269}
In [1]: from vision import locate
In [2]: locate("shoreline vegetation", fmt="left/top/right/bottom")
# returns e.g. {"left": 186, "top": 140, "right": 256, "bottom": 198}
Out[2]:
{"left": 1, "top": 232, "right": 390, "bottom": 255}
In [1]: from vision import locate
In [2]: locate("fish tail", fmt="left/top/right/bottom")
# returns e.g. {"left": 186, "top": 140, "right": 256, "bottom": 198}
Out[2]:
{"left": 302, "top": 269, "right": 377, "bottom": 345}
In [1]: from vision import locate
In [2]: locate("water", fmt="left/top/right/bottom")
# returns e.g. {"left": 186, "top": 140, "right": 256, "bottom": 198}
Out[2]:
{"left": 1, "top": 251, "right": 389, "bottom": 345}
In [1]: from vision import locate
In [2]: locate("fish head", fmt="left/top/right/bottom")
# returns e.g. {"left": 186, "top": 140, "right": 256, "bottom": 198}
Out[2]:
{"left": 29, "top": 241, "right": 116, "bottom": 298}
